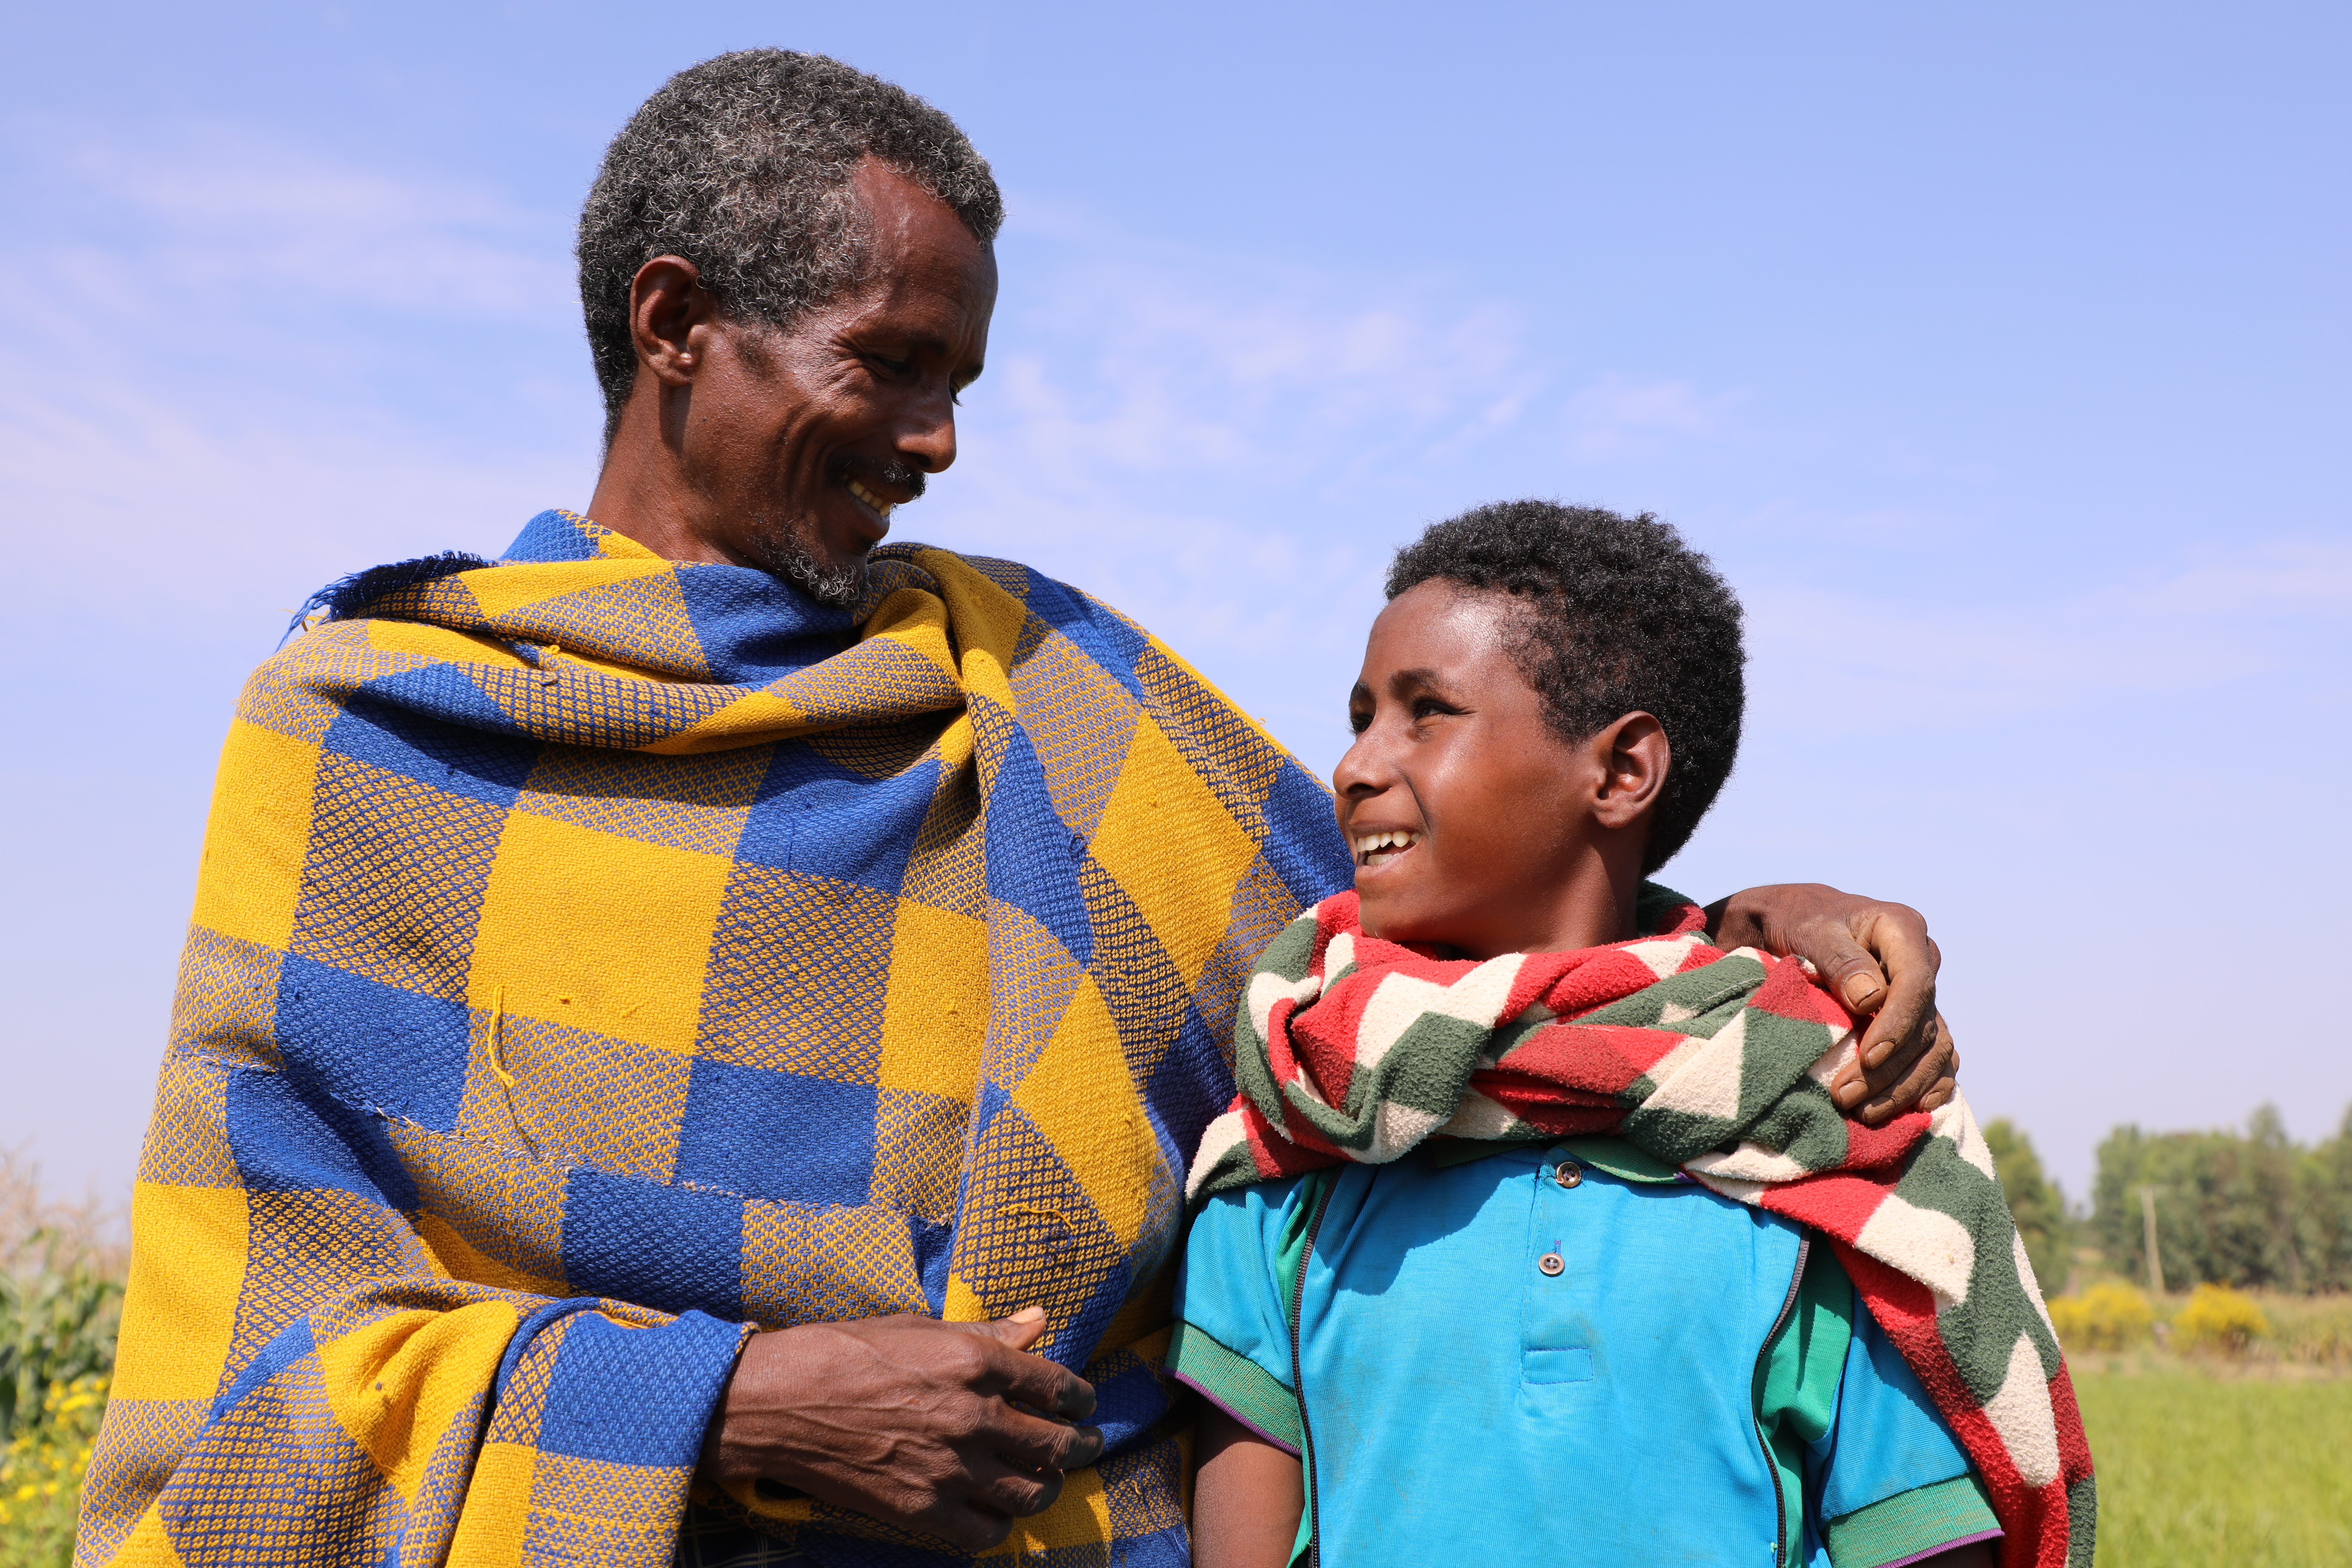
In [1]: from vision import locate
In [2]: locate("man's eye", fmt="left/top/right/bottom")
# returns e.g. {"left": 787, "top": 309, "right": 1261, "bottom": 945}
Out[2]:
{"left": 867, "top": 354, "right": 912, "bottom": 376}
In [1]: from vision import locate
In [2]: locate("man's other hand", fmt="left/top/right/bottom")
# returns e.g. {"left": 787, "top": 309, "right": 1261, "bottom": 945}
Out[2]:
{"left": 701, "top": 1307, "right": 1103, "bottom": 1552}
{"left": 1704, "top": 883, "right": 1959, "bottom": 1125}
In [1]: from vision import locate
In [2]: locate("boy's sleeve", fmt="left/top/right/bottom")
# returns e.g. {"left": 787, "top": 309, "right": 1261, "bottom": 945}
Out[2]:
{"left": 1773, "top": 1246, "right": 2004, "bottom": 1568}
{"left": 1168, "top": 1176, "right": 1315, "bottom": 1455}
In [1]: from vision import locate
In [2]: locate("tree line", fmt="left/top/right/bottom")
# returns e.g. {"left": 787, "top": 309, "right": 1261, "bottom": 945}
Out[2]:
{"left": 1987, "top": 1106, "right": 2352, "bottom": 1295}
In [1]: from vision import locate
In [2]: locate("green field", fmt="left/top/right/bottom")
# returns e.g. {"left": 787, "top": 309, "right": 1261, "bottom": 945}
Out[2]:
{"left": 2077, "top": 1365, "right": 2352, "bottom": 1566}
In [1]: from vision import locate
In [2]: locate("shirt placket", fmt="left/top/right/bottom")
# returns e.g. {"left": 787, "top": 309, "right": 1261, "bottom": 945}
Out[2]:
{"left": 1520, "top": 1147, "right": 1597, "bottom": 1388}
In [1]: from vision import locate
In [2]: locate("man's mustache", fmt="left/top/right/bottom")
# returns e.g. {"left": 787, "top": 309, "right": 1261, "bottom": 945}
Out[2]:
{"left": 833, "top": 454, "right": 927, "bottom": 502}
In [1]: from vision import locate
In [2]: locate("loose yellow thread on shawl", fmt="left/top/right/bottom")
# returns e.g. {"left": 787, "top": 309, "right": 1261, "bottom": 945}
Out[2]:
{"left": 486, "top": 986, "right": 538, "bottom": 1157}
{"left": 489, "top": 986, "right": 514, "bottom": 1087}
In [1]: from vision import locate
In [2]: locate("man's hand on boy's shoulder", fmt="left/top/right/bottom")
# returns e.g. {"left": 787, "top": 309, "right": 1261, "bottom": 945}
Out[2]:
{"left": 1703, "top": 883, "right": 1959, "bottom": 1126}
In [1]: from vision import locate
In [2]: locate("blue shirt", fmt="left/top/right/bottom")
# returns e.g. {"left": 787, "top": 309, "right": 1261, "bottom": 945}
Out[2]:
{"left": 1172, "top": 1139, "right": 2001, "bottom": 1568}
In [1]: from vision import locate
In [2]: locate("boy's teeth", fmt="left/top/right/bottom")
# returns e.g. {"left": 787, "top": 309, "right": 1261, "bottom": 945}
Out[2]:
{"left": 847, "top": 480, "right": 895, "bottom": 519}
{"left": 1351, "top": 830, "right": 1423, "bottom": 863}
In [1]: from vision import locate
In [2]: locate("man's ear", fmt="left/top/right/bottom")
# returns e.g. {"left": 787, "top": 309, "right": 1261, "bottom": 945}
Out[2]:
{"left": 628, "top": 256, "right": 721, "bottom": 387}
{"left": 1591, "top": 712, "right": 1669, "bottom": 830}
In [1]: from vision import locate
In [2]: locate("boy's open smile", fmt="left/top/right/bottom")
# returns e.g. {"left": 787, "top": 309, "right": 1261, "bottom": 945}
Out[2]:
{"left": 1350, "top": 828, "right": 1423, "bottom": 868}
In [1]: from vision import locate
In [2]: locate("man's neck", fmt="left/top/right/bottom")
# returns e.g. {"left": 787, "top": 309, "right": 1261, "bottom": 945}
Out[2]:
{"left": 585, "top": 402, "right": 741, "bottom": 566}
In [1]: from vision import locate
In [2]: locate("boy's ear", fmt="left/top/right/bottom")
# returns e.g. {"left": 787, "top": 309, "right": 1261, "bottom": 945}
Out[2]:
{"left": 1591, "top": 712, "right": 1669, "bottom": 831}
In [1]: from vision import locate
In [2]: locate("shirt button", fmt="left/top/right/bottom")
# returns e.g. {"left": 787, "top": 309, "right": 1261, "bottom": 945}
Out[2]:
{"left": 1553, "top": 1160, "right": 1583, "bottom": 1188}
{"left": 1538, "top": 1252, "right": 1566, "bottom": 1276}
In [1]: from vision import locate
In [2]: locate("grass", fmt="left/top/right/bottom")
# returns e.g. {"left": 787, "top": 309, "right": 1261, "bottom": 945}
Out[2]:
{"left": 2076, "top": 1364, "right": 2352, "bottom": 1566}
{"left": 2053, "top": 1276, "right": 2352, "bottom": 1565}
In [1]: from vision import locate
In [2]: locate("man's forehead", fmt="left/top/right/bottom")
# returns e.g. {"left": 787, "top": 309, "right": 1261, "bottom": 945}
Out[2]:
{"left": 835, "top": 160, "right": 997, "bottom": 329}
{"left": 852, "top": 159, "right": 991, "bottom": 258}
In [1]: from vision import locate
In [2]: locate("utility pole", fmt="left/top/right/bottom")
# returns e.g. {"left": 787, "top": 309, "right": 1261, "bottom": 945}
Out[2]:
{"left": 2139, "top": 1185, "right": 2165, "bottom": 1295}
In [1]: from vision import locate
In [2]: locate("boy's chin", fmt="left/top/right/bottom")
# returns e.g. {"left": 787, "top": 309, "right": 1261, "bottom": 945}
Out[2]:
{"left": 1354, "top": 894, "right": 1458, "bottom": 951}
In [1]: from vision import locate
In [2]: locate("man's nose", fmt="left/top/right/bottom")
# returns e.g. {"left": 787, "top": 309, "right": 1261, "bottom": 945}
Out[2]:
{"left": 897, "top": 390, "right": 959, "bottom": 473}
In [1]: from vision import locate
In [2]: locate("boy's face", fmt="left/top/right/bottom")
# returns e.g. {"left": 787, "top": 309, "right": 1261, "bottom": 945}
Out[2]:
{"left": 1334, "top": 579, "right": 1662, "bottom": 959}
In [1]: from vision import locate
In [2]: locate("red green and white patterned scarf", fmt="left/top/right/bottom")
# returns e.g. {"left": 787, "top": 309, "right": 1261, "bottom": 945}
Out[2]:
{"left": 1187, "top": 889, "right": 2094, "bottom": 1568}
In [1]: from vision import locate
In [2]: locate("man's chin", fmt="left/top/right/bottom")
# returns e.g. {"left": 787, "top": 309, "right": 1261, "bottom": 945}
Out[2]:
{"left": 749, "top": 530, "right": 872, "bottom": 609}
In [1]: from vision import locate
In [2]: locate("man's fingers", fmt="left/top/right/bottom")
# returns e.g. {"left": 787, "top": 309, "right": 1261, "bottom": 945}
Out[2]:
{"left": 1831, "top": 1035, "right": 1922, "bottom": 1113}
{"left": 1857, "top": 1021, "right": 1959, "bottom": 1125}
{"left": 1846, "top": 1035, "right": 1930, "bottom": 1120}
{"left": 930, "top": 1500, "right": 1015, "bottom": 1554}
{"left": 1834, "top": 1015, "right": 1961, "bottom": 1122}
{"left": 982, "top": 1347, "right": 1097, "bottom": 1422}
{"left": 1796, "top": 927, "right": 1891, "bottom": 1018}
{"left": 968, "top": 1455, "right": 1068, "bottom": 1519}
{"left": 940, "top": 1312, "right": 1097, "bottom": 1427}
{"left": 955, "top": 1307, "right": 1050, "bottom": 1352}
{"left": 1849, "top": 907, "right": 1938, "bottom": 1071}
{"left": 990, "top": 1409, "right": 1105, "bottom": 1474}
{"left": 946, "top": 1311, "right": 1095, "bottom": 1419}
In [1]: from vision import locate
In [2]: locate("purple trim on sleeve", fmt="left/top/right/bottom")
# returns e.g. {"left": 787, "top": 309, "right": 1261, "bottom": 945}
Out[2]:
{"left": 1170, "top": 1370, "right": 1302, "bottom": 1458}
{"left": 1873, "top": 1527, "right": 2003, "bottom": 1568}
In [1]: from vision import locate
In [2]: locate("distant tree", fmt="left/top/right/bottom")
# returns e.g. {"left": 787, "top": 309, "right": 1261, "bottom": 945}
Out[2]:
{"left": 2091, "top": 1105, "right": 2345, "bottom": 1292}
{"left": 1984, "top": 1119, "right": 2071, "bottom": 1295}
{"left": 2309, "top": 1107, "right": 2352, "bottom": 1293}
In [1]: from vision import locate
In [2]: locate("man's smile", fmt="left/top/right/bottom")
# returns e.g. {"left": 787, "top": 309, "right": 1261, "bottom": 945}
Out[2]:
{"left": 845, "top": 478, "right": 897, "bottom": 522}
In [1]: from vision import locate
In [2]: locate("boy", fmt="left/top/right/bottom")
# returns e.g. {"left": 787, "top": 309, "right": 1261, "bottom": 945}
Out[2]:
{"left": 1170, "top": 503, "right": 2088, "bottom": 1568}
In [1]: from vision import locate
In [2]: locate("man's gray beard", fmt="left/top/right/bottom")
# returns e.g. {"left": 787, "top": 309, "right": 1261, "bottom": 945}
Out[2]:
{"left": 749, "top": 523, "right": 868, "bottom": 609}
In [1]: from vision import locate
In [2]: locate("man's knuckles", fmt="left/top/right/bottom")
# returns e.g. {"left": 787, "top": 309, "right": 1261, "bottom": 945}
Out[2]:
{"left": 1056, "top": 1424, "right": 1104, "bottom": 1468}
{"left": 992, "top": 1468, "right": 1063, "bottom": 1517}
{"left": 926, "top": 1334, "right": 996, "bottom": 1383}
{"left": 1856, "top": 900, "right": 1926, "bottom": 936}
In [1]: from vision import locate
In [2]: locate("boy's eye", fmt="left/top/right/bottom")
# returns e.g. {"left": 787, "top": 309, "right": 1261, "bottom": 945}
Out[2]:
{"left": 1411, "top": 697, "right": 1453, "bottom": 721}
{"left": 1347, "top": 709, "right": 1372, "bottom": 734}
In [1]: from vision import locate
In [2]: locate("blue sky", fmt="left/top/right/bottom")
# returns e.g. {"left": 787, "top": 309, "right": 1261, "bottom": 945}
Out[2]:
{"left": 4, "top": 1, "right": 2346, "bottom": 1205}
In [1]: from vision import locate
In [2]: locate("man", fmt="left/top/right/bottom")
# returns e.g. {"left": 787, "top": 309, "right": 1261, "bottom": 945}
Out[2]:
{"left": 83, "top": 50, "right": 1959, "bottom": 1568}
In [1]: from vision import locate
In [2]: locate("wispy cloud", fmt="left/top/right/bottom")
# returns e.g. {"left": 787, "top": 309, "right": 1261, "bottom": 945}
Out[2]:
{"left": 22, "top": 117, "right": 576, "bottom": 322}
{"left": 1741, "top": 539, "right": 2352, "bottom": 735}
{"left": 1561, "top": 375, "right": 1743, "bottom": 462}
{"left": 0, "top": 118, "right": 598, "bottom": 626}
{"left": 9, "top": 116, "right": 2341, "bottom": 774}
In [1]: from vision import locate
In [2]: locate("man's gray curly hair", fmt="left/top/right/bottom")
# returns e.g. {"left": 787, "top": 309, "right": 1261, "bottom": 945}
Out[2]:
{"left": 577, "top": 49, "right": 1003, "bottom": 443}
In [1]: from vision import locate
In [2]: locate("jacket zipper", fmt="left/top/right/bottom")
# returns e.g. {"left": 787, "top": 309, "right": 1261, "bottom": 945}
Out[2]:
{"left": 1752, "top": 1230, "right": 1812, "bottom": 1568}
{"left": 1288, "top": 1175, "right": 1337, "bottom": 1568}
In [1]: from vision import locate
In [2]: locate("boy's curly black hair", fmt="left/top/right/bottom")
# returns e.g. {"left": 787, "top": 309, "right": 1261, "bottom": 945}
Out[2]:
{"left": 1386, "top": 500, "right": 1745, "bottom": 873}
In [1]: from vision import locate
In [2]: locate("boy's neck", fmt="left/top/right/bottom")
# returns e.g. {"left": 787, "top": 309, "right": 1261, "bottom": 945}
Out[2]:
{"left": 1455, "top": 838, "right": 1649, "bottom": 960}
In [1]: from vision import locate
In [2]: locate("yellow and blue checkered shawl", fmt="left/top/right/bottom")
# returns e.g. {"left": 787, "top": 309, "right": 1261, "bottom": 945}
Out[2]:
{"left": 83, "top": 509, "right": 1353, "bottom": 1568}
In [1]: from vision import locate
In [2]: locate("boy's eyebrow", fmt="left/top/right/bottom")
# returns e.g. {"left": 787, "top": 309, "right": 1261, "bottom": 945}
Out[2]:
{"left": 1389, "top": 667, "right": 1446, "bottom": 691}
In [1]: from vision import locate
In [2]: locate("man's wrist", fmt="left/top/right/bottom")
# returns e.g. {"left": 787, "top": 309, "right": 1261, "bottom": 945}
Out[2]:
{"left": 699, "top": 1323, "right": 794, "bottom": 1487}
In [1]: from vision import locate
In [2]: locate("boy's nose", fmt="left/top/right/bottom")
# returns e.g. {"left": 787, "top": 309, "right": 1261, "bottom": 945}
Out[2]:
{"left": 1331, "top": 734, "right": 1384, "bottom": 798}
